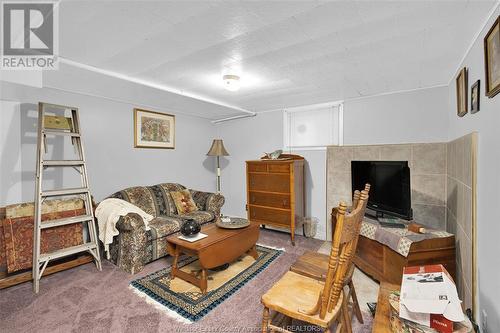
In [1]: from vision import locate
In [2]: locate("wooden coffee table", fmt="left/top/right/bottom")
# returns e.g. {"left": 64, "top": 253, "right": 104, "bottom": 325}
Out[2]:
{"left": 166, "top": 221, "right": 260, "bottom": 294}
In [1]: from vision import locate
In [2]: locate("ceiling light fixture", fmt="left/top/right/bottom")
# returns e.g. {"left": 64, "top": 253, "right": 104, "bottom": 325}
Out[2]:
{"left": 223, "top": 74, "right": 240, "bottom": 91}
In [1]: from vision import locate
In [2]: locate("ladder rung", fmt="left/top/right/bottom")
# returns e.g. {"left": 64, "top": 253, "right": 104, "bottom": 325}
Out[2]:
{"left": 40, "top": 214, "right": 93, "bottom": 229}
{"left": 42, "top": 187, "right": 89, "bottom": 197}
{"left": 43, "top": 160, "right": 85, "bottom": 166}
{"left": 39, "top": 243, "right": 96, "bottom": 262}
{"left": 43, "top": 129, "right": 80, "bottom": 137}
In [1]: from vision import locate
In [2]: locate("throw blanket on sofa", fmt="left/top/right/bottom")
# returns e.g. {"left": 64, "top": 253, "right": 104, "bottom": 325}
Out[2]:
{"left": 95, "top": 198, "right": 153, "bottom": 259}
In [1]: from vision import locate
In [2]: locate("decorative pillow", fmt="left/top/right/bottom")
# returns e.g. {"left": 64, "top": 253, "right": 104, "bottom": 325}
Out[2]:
{"left": 170, "top": 190, "right": 198, "bottom": 215}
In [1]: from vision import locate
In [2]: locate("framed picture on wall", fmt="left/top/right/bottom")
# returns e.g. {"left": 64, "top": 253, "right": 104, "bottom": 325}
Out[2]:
{"left": 456, "top": 67, "right": 468, "bottom": 117}
{"left": 471, "top": 80, "right": 480, "bottom": 113}
{"left": 134, "top": 108, "right": 175, "bottom": 149}
{"left": 484, "top": 15, "right": 500, "bottom": 98}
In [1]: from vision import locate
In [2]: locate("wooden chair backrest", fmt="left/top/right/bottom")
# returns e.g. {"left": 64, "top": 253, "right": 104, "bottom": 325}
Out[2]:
{"left": 331, "top": 183, "right": 370, "bottom": 237}
{"left": 320, "top": 190, "right": 369, "bottom": 318}
{"left": 351, "top": 183, "right": 371, "bottom": 211}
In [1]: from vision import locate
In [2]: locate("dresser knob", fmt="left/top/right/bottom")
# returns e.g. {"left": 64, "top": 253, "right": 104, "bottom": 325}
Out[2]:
{"left": 283, "top": 199, "right": 288, "bottom": 207}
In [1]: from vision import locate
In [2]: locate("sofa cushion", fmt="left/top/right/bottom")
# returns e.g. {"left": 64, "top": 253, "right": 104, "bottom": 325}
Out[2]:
{"left": 177, "top": 211, "right": 215, "bottom": 224}
{"left": 147, "top": 215, "right": 184, "bottom": 261}
{"left": 170, "top": 189, "right": 198, "bottom": 215}
{"left": 110, "top": 186, "right": 157, "bottom": 215}
{"left": 109, "top": 183, "right": 187, "bottom": 217}
{"left": 149, "top": 216, "right": 183, "bottom": 239}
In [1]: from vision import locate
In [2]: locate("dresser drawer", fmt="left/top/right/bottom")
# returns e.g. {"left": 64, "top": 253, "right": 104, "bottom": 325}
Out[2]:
{"left": 247, "top": 163, "right": 267, "bottom": 172}
{"left": 249, "top": 191, "right": 290, "bottom": 209}
{"left": 248, "top": 206, "right": 291, "bottom": 226}
{"left": 248, "top": 173, "right": 290, "bottom": 193}
{"left": 268, "top": 163, "right": 290, "bottom": 173}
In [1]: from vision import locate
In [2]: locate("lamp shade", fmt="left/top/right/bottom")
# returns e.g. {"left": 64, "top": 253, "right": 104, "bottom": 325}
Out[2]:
{"left": 206, "top": 139, "right": 229, "bottom": 156}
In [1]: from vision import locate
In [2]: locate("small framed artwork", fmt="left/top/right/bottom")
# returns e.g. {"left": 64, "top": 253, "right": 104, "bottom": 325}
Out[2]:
{"left": 471, "top": 80, "right": 480, "bottom": 113}
{"left": 456, "top": 67, "right": 468, "bottom": 117}
{"left": 484, "top": 15, "right": 500, "bottom": 98}
{"left": 134, "top": 108, "right": 175, "bottom": 149}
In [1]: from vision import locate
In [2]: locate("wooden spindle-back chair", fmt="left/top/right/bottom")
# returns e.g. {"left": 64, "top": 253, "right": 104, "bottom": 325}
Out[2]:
{"left": 290, "top": 184, "right": 371, "bottom": 324}
{"left": 261, "top": 190, "right": 369, "bottom": 333}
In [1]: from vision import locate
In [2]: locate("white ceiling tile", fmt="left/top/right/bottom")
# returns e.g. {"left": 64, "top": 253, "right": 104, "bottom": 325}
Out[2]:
{"left": 56, "top": 0, "right": 498, "bottom": 114}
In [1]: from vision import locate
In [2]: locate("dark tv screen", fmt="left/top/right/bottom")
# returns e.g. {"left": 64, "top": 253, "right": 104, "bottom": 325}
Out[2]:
{"left": 351, "top": 161, "right": 412, "bottom": 220}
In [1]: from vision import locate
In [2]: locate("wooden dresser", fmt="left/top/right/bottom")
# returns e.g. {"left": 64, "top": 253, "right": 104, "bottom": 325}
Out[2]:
{"left": 246, "top": 154, "right": 305, "bottom": 245}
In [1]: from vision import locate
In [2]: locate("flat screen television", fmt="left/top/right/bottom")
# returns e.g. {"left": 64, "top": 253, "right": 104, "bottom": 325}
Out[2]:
{"left": 351, "top": 161, "right": 412, "bottom": 220}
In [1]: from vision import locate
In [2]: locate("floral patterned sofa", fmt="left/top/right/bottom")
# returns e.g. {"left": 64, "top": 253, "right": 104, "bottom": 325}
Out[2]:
{"left": 105, "top": 183, "right": 224, "bottom": 274}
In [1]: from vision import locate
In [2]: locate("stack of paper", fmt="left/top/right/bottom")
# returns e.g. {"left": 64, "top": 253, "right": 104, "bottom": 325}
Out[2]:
{"left": 399, "top": 265, "right": 464, "bottom": 333}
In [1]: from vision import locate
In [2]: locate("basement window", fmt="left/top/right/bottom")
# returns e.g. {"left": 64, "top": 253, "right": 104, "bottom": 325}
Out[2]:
{"left": 283, "top": 102, "right": 343, "bottom": 150}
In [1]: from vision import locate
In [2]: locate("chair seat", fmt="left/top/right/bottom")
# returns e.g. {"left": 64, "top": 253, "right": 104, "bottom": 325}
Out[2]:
{"left": 290, "top": 251, "right": 329, "bottom": 280}
{"left": 261, "top": 271, "right": 343, "bottom": 327}
{"left": 291, "top": 251, "right": 355, "bottom": 284}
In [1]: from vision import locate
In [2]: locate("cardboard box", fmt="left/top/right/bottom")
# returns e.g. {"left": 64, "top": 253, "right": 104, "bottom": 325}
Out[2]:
{"left": 399, "top": 265, "right": 464, "bottom": 333}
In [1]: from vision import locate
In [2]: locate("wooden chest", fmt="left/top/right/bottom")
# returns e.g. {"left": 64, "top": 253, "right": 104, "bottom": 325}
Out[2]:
{"left": 246, "top": 155, "right": 305, "bottom": 245}
{"left": 354, "top": 233, "right": 456, "bottom": 284}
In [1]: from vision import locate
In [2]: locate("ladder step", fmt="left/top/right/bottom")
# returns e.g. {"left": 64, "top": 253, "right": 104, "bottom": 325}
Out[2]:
{"left": 43, "top": 160, "right": 85, "bottom": 166}
{"left": 43, "top": 129, "right": 80, "bottom": 137}
{"left": 41, "top": 214, "right": 93, "bottom": 229}
{"left": 42, "top": 187, "right": 89, "bottom": 197}
{"left": 39, "top": 243, "right": 97, "bottom": 262}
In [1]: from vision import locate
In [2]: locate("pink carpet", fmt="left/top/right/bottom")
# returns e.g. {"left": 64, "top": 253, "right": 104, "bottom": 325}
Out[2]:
{"left": 0, "top": 230, "right": 373, "bottom": 332}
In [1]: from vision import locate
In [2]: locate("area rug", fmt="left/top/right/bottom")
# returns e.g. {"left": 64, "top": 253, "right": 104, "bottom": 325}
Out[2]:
{"left": 130, "top": 244, "right": 282, "bottom": 322}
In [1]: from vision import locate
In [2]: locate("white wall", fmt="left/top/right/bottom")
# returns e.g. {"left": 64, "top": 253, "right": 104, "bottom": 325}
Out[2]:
{"left": 447, "top": 6, "right": 500, "bottom": 332}
{"left": 0, "top": 80, "right": 218, "bottom": 206}
{"left": 0, "top": 101, "right": 23, "bottom": 204}
{"left": 344, "top": 86, "right": 449, "bottom": 145}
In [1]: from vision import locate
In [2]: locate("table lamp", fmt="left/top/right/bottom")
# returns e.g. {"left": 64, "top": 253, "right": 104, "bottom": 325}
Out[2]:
{"left": 206, "top": 139, "right": 229, "bottom": 193}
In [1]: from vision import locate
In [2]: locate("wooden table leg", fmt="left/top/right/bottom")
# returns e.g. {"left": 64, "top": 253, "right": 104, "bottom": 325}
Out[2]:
{"left": 248, "top": 245, "right": 258, "bottom": 259}
{"left": 171, "top": 246, "right": 180, "bottom": 279}
{"left": 200, "top": 268, "right": 208, "bottom": 294}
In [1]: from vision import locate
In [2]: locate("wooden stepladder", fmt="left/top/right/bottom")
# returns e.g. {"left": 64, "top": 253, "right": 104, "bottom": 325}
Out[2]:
{"left": 33, "top": 102, "right": 101, "bottom": 293}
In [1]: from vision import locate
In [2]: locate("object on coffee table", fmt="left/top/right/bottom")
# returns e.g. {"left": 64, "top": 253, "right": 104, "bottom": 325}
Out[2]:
{"left": 180, "top": 218, "right": 201, "bottom": 237}
{"left": 216, "top": 217, "right": 250, "bottom": 229}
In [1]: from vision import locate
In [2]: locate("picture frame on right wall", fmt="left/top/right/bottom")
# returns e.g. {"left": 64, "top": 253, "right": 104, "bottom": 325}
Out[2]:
{"left": 471, "top": 80, "right": 480, "bottom": 113}
{"left": 456, "top": 67, "right": 468, "bottom": 117}
{"left": 484, "top": 15, "right": 500, "bottom": 98}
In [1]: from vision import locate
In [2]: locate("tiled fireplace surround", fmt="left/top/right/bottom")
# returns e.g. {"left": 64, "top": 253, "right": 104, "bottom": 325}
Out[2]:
{"left": 326, "top": 132, "right": 476, "bottom": 309}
